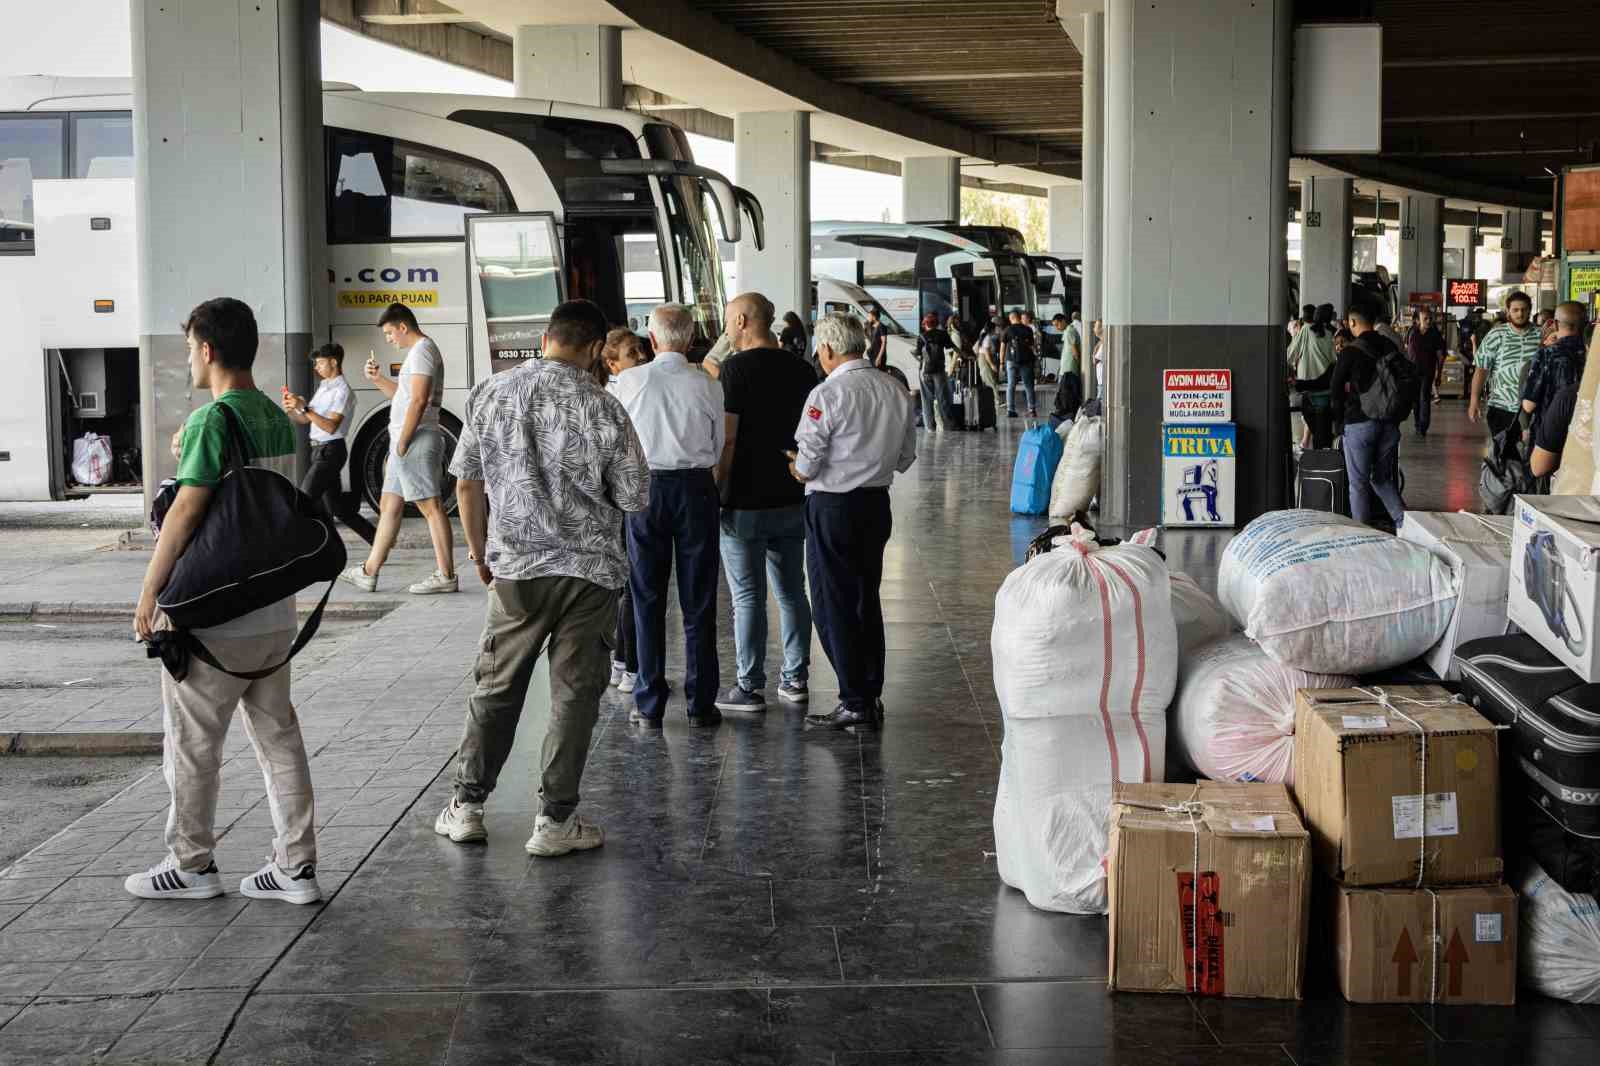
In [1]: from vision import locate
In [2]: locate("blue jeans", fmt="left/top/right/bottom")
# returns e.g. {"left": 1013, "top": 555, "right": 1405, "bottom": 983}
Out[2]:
{"left": 1007, "top": 362, "right": 1036, "bottom": 414}
{"left": 920, "top": 371, "right": 954, "bottom": 430}
{"left": 1342, "top": 419, "right": 1405, "bottom": 527}
{"left": 719, "top": 506, "right": 811, "bottom": 691}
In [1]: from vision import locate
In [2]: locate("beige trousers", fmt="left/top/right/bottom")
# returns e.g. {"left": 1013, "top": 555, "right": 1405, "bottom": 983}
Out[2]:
{"left": 161, "top": 630, "right": 316, "bottom": 872}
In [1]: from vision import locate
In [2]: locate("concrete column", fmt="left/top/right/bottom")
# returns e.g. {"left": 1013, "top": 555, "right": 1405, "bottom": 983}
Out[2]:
{"left": 513, "top": 25, "right": 622, "bottom": 108}
{"left": 1047, "top": 185, "right": 1083, "bottom": 254}
{"left": 132, "top": 0, "right": 324, "bottom": 505}
{"left": 1298, "top": 176, "right": 1352, "bottom": 312}
{"left": 902, "top": 156, "right": 960, "bottom": 225}
{"left": 734, "top": 111, "right": 810, "bottom": 326}
{"left": 1398, "top": 194, "right": 1444, "bottom": 306}
{"left": 1501, "top": 207, "right": 1542, "bottom": 282}
{"left": 1080, "top": 10, "right": 1105, "bottom": 398}
{"left": 1101, "top": 0, "right": 1292, "bottom": 529}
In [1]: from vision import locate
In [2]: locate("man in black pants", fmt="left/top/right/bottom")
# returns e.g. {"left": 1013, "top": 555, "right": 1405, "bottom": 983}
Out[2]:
{"left": 282, "top": 343, "right": 376, "bottom": 544}
{"left": 786, "top": 312, "right": 918, "bottom": 731}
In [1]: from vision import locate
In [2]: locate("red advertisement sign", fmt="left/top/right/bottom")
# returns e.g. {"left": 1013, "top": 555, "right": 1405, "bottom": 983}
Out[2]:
{"left": 1177, "top": 871, "right": 1226, "bottom": 995}
{"left": 1408, "top": 291, "right": 1442, "bottom": 307}
{"left": 1163, "top": 369, "right": 1233, "bottom": 422}
{"left": 1446, "top": 279, "right": 1486, "bottom": 308}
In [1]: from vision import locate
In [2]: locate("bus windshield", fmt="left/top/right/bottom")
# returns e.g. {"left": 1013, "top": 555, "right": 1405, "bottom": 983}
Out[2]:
{"left": 995, "top": 255, "right": 1034, "bottom": 315}
{"left": 658, "top": 176, "right": 727, "bottom": 353}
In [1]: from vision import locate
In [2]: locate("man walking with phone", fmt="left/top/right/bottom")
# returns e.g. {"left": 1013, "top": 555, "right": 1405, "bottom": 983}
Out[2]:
{"left": 282, "top": 342, "right": 376, "bottom": 544}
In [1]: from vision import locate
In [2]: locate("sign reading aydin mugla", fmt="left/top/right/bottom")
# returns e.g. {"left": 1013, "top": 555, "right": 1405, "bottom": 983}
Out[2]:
{"left": 1163, "top": 369, "right": 1233, "bottom": 422}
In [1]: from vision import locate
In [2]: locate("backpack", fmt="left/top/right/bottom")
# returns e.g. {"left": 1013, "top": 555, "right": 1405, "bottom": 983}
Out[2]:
{"left": 1355, "top": 334, "right": 1418, "bottom": 422}
{"left": 1009, "top": 327, "right": 1036, "bottom": 366}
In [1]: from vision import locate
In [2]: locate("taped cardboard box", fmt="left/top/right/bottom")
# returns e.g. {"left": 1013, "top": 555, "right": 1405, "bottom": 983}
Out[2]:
{"left": 1398, "top": 512, "right": 1513, "bottom": 681}
{"left": 1508, "top": 495, "right": 1600, "bottom": 682}
{"left": 1332, "top": 881, "right": 1517, "bottom": 1005}
{"left": 1292, "top": 687, "right": 1502, "bottom": 887}
{"left": 1107, "top": 781, "right": 1311, "bottom": 1000}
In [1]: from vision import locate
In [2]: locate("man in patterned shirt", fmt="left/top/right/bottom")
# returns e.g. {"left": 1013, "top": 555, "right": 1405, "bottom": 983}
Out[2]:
{"left": 1469, "top": 290, "right": 1541, "bottom": 443}
{"left": 435, "top": 300, "right": 651, "bottom": 857}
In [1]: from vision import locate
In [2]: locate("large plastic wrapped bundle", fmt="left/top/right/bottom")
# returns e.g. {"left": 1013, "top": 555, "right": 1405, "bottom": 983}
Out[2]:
{"left": 1170, "top": 571, "right": 1231, "bottom": 655}
{"left": 1172, "top": 634, "right": 1354, "bottom": 785}
{"left": 1217, "top": 509, "right": 1457, "bottom": 675}
{"left": 992, "top": 526, "right": 1177, "bottom": 914}
{"left": 1519, "top": 862, "right": 1600, "bottom": 1004}
{"left": 1049, "top": 415, "right": 1102, "bottom": 518}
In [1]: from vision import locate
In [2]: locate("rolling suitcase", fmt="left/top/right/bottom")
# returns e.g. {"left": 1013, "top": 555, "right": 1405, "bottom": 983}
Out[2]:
{"left": 1296, "top": 448, "right": 1349, "bottom": 516}
{"left": 1455, "top": 634, "right": 1600, "bottom": 894}
{"left": 971, "top": 362, "right": 997, "bottom": 431}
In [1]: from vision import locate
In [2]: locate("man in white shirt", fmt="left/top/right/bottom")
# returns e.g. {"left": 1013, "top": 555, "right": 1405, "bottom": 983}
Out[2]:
{"left": 338, "top": 303, "right": 458, "bottom": 595}
{"left": 785, "top": 312, "right": 917, "bottom": 731}
{"left": 283, "top": 343, "right": 375, "bottom": 543}
{"left": 610, "top": 304, "right": 727, "bottom": 726}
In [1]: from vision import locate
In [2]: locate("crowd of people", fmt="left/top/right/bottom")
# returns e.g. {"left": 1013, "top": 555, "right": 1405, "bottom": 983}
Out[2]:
{"left": 1288, "top": 288, "right": 1593, "bottom": 531}
{"left": 127, "top": 291, "right": 920, "bottom": 903}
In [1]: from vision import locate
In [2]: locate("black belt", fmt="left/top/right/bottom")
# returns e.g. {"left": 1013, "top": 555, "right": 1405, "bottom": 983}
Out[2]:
{"left": 310, "top": 439, "right": 348, "bottom": 454}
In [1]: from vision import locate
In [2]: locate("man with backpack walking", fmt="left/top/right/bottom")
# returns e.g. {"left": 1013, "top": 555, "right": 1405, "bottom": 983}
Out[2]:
{"left": 1332, "top": 296, "right": 1412, "bottom": 529}
{"left": 1000, "top": 310, "right": 1039, "bottom": 418}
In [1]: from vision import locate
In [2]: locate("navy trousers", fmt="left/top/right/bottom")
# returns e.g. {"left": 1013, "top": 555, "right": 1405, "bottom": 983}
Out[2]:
{"left": 805, "top": 488, "right": 892, "bottom": 713}
{"left": 627, "top": 469, "right": 720, "bottom": 719}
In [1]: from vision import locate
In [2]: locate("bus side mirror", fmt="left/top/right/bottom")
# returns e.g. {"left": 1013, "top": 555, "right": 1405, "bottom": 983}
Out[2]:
{"left": 734, "top": 186, "right": 765, "bottom": 252}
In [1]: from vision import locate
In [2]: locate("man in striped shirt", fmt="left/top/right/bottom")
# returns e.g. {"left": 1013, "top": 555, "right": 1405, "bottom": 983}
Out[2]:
{"left": 1469, "top": 290, "right": 1541, "bottom": 443}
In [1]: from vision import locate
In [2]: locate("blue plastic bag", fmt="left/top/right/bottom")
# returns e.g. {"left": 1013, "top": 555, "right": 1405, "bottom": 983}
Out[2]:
{"left": 1010, "top": 426, "right": 1065, "bottom": 514}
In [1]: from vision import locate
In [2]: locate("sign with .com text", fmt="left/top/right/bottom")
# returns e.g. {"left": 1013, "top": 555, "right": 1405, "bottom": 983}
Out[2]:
{"left": 1163, "top": 369, "right": 1233, "bottom": 422}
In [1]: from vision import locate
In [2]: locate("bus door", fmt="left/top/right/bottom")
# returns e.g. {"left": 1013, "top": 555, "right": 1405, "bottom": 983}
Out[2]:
{"left": 465, "top": 213, "right": 564, "bottom": 380}
{"left": 919, "top": 278, "right": 954, "bottom": 330}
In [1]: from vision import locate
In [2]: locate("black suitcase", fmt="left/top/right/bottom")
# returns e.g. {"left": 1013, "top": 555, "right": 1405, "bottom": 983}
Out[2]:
{"left": 975, "top": 375, "right": 997, "bottom": 431}
{"left": 1455, "top": 634, "right": 1600, "bottom": 837}
{"left": 1296, "top": 448, "right": 1349, "bottom": 516}
{"left": 1507, "top": 791, "right": 1600, "bottom": 898}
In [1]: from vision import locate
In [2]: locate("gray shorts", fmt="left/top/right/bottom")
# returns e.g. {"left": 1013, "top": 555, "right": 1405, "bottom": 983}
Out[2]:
{"left": 382, "top": 425, "right": 444, "bottom": 502}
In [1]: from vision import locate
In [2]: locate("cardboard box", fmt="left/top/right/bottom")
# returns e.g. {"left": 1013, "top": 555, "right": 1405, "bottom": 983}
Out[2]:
{"left": 1108, "top": 781, "right": 1310, "bottom": 1000}
{"left": 1399, "top": 512, "right": 1513, "bottom": 681}
{"left": 1331, "top": 881, "right": 1517, "bottom": 1005}
{"left": 1292, "top": 687, "right": 1501, "bottom": 887}
{"left": 1509, "top": 495, "right": 1600, "bottom": 681}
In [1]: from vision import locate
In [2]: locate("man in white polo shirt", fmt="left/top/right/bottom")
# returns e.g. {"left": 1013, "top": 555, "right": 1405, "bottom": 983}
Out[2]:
{"left": 283, "top": 342, "right": 375, "bottom": 544}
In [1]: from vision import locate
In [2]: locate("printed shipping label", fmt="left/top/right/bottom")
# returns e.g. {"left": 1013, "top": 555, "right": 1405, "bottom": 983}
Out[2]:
{"left": 1342, "top": 715, "right": 1389, "bottom": 730}
{"left": 1229, "top": 816, "right": 1276, "bottom": 833}
{"left": 1392, "top": 792, "right": 1460, "bottom": 840}
{"left": 1177, "top": 871, "right": 1225, "bottom": 995}
{"left": 1474, "top": 913, "right": 1504, "bottom": 943}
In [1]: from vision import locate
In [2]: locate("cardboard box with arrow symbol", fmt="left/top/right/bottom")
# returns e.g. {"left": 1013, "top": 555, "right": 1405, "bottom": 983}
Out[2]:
{"left": 1330, "top": 881, "right": 1517, "bottom": 1005}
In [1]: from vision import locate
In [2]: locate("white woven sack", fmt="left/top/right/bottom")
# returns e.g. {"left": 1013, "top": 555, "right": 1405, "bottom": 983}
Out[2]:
{"left": 1170, "top": 571, "right": 1231, "bottom": 656}
{"left": 1519, "top": 863, "right": 1600, "bottom": 1004}
{"left": 1048, "top": 415, "right": 1102, "bottom": 518}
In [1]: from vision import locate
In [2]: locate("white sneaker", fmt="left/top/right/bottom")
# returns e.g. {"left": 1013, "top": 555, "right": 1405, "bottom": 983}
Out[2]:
{"left": 617, "top": 671, "right": 638, "bottom": 693}
{"left": 608, "top": 660, "right": 626, "bottom": 687}
{"left": 124, "top": 856, "right": 223, "bottom": 901}
{"left": 338, "top": 564, "right": 377, "bottom": 593}
{"left": 239, "top": 860, "right": 321, "bottom": 905}
{"left": 408, "top": 569, "right": 459, "bottom": 595}
{"left": 434, "top": 798, "right": 486, "bottom": 843}
{"left": 524, "top": 812, "right": 605, "bottom": 857}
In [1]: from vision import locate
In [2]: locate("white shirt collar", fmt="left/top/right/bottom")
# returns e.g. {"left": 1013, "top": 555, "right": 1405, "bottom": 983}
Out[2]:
{"left": 653, "top": 351, "right": 688, "bottom": 366}
{"left": 828, "top": 358, "right": 871, "bottom": 379}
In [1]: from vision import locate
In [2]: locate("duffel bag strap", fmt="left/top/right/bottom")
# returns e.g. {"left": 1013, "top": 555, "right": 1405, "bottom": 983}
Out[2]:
{"left": 185, "top": 581, "right": 336, "bottom": 681}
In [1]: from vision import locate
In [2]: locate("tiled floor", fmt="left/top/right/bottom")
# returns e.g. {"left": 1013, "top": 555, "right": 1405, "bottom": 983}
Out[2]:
{"left": 0, "top": 401, "right": 1595, "bottom": 1064}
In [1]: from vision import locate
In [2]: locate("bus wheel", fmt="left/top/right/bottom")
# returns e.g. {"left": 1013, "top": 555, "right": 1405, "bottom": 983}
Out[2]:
{"left": 351, "top": 411, "right": 463, "bottom": 519}
{"left": 884, "top": 366, "right": 912, "bottom": 393}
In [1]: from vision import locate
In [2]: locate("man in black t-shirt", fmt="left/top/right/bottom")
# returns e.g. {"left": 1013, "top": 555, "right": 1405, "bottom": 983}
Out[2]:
{"left": 864, "top": 309, "right": 887, "bottom": 369}
{"left": 1530, "top": 381, "right": 1579, "bottom": 482}
{"left": 713, "top": 292, "right": 821, "bottom": 713}
{"left": 999, "top": 310, "right": 1038, "bottom": 417}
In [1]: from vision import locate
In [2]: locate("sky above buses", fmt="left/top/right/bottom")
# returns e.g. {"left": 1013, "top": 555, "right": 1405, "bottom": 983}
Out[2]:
{"left": 3, "top": 2, "right": 903, "bottom": 223}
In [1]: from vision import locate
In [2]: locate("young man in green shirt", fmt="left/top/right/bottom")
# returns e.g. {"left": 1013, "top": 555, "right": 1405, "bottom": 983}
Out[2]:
{"left": 127, "top": 297, "right": 321, "bottom": 906}
{"left": 1469, "top": 290, "right": 1541, "bottom": 443}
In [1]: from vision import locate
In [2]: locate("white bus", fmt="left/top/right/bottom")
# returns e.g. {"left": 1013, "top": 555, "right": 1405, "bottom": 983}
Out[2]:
{"left": 0, "top": 76, "right": 762, "bottom": 507}
{"left": 812, "top": 276, "right": 920, "bottom": 391}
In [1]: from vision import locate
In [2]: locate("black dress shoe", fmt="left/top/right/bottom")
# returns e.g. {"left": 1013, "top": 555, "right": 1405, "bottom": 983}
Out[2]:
{"left": 687, "top": 708, "right": 723, "bottom": 728}
{"left": 805, "top": 703, "right": 881, "bottom": 731}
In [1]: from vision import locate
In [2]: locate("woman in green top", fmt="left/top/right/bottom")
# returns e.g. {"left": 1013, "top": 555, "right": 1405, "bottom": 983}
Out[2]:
{"left": 1288, "top": 303, "right": 1338, "bottom": 449}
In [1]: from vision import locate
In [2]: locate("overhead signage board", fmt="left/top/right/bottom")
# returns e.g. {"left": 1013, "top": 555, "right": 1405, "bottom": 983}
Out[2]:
{"left": 1163, "top": 369, "right": 1233, "bottom": 422}
{"left": 1446, "top": 279, "right": 1486, "bottom": 308}
{"left": 1161, "top": 423, "right": 1237, "bottom": 528}
{"left": 1569, "top": 263, "right": 1600, "bottom": 302}
{"left": 1409, "top": 291, "right": 1442, "bottom": 308}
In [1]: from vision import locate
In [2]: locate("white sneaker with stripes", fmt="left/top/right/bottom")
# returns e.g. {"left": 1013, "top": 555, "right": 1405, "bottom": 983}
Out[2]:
{"left": 124, "top": 856, "right": 224, "bottom": 900}
{"left": 240, "top": 860, "right": 322, "bottom": 905}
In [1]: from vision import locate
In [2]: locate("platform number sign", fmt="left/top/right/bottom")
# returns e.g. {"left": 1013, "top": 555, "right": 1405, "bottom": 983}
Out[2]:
{"left": 1305, "top": 211, "right": 1322, "bottom": 228}
{"left": 1401, "top": 225, "right": 1417, "bottom": 240}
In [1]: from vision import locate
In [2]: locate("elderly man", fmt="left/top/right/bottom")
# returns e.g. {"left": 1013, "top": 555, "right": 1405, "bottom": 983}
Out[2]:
{"left": 435, "top": 300, "right": 649, "bottom": 855}
{"left": 612, "top": 304, "right": 727, "bottom": 727}
{"left": 713, "top": 293, "right": 819, "bottom": 713}
{"left": 786, "top": 313, "right": 917, "bottom": 731}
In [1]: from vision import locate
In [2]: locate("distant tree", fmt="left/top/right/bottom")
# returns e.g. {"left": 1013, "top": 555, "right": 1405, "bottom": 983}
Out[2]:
{"left": 960, "top": 187, "right": 1049, "bottom": 251}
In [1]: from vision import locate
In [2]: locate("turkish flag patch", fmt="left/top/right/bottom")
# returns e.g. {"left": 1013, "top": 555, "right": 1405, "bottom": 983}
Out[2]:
{"left": 807, "top": 406, "right": 823, "bottom": 421}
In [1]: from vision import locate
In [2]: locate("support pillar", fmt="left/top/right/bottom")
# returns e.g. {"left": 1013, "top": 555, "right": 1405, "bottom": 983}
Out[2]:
{"left": 1047, "top": 185, "right": 1083, "bottom": 255}
{"left": 1080, "top": 10, "right": 1105, "bottom": 398}
{"left": 1299, "top": 176, "right": 1352, "bottom": 312}
{"left": 1501, "top": 207, "right": 1542, "bottom": 282}
{"left": 1101, "top": 0, "right": 1292, "bottom": 529}
{"left": 132, "top": 0, "right": 324, "bottom": 506}
{"left": 901, "top": 156, "right": 960, "bottom": 225}
{"left": 734, "top": 111, "right": 811, "bottom": 326}
{"left": 1398, "top": 194, "right": 1444, "bottom": 308}
{"left": 513, "top": 25, "right": 622, "bottom": 108}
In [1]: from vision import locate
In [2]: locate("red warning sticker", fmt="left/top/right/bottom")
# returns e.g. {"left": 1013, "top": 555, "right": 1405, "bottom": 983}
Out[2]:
{"left": 1177, "top": 871, "right": 1225, "bottom": 995}
{"left": 807, "top": 406, "right": 823, "bottom": 421}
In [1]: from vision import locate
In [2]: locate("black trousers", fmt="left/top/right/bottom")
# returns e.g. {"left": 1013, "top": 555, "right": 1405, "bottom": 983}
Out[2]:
{"left": 614, "top": 580, "right": 638, "bottom": 673}
{"left": 300, "top": 440, "right": 376, "bottom": 544}
{"left": 626, "top": 468, "right": 720, "bottom": 719}
{"left": 805, "top": 488, "right": 892, "bottom": 713}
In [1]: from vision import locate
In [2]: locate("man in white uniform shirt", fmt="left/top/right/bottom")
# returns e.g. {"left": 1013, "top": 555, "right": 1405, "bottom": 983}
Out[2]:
{"left": 786, "top": 312, "right": 917, "bottom": 731}
{"left": 282, "top": 343, "right": 376, "bottom": 544}
{"left": 610, "top": 304, "right": 727, "bottom": 726}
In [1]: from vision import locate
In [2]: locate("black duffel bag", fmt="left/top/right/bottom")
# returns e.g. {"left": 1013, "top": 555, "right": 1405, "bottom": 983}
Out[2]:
{"left": 152, "top": 403, "right": 346, "bottom": 680}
